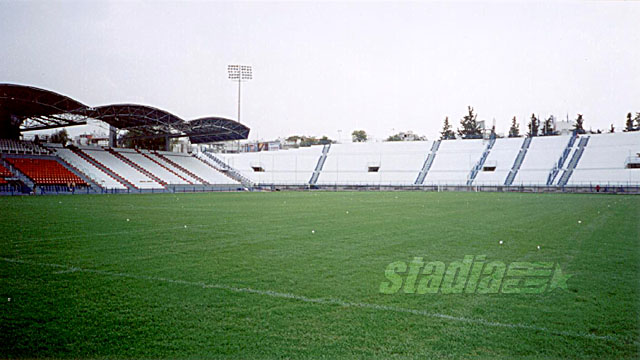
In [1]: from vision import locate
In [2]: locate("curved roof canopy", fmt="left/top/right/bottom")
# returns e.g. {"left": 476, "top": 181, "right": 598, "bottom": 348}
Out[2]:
{"left": 0, "top": 83, "right": 249, "bottom": 142}
{"left": 0, "top": 83, "right": 88, "bottom": 131}
{"left": 183, "top": 117, "right": 250, "bottom": 144}
{"left": 83, "top": 104, "right": 184, "bottom": 130}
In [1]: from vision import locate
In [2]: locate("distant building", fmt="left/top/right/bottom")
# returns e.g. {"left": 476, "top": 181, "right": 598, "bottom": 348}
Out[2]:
{"left": 74, "top": 134, "right": 109, "bottom": 147}
{"left": 554, "top": 118, "right": 575, "bottom": 135}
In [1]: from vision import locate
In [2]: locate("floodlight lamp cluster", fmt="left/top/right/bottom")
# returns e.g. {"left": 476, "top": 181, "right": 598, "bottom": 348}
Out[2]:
{"left": 227, "top": 65, "right": 253, "bottom": 81}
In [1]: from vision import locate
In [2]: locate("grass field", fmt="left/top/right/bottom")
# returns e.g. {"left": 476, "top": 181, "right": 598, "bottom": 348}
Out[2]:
{"left": 1, "top": 191, "right": 639, "bottom": 358}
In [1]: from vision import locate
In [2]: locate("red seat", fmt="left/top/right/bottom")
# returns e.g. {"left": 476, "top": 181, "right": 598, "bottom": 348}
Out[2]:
{"left": 5, "top": 158, "right": 87, "bottom": 186}
{"left": 0, "top": 163, "right": 12, "bottom": 178}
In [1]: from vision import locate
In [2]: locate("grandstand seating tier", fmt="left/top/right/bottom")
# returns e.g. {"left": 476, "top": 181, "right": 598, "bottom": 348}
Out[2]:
{"left": 161, "top": 153, "right": 238, "bottom": 185}
{"left": 5, "top": 157, "right": 86, "bottom": 186}
{"left": 319, "top": 142, "right": 430, "bottom": 185}
{"left": 424, "top": 139, "right": 485, "bottom": 185}
{"left": 0, "top": 139, "right": 50, "bottom": 155}
{"left": 84, "top": 149, "right": 163, "bottom": 189}
{"left": 568, "top": 132, "right": 640, "bottom": 185}
{"left": 53, "top": 148, "right": 127, "bottom": 189}
{"left": 0, "top": 163, "right": 13, "bottom": 178}
{"left": 219, "top": 146, "right": 322, "bottom": 184}
{"left": 473, "top": 137, "right": 523, "bottom": 185}
{"left": 513, "top": 136, "right": 569, "bottom": 184}
{"left": 215, "top": 134, "right": 640, "bottom": 186}
{"left": 1, "top": 132, "right": 637, "bottom": 190}
{"left": 145, "top": 153, "right": 204, "bottom": 184}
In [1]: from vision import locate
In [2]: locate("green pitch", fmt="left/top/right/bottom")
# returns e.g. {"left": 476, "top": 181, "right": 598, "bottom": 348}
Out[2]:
{"left": 1, "top": 191, "right": 638, "bottom": 358}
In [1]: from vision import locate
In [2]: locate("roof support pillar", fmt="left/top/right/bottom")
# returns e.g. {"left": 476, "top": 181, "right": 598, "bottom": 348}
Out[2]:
{"left": 109, "top": 126, "right": 117, "bottom": 148}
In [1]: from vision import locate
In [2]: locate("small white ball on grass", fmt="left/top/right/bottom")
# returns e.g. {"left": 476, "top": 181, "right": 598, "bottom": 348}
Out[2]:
{"left": 537, "top": 245, "right": 541, "bottom": 250}
{"left": 499, "top": 240, "right": 503, "bottom": 245}
{"left": 346, "top": 211, "right": 349, "bottom": 214}
{"left": 184, "top": 225, "right": 187, "bottom": 228}
{"left": 126, "top": 218, "right": 130, "bottom": 222}
{"left": 311, "top": 230, "right": 315, "bottom": 234}
{"left": 578, "top": 220, "right": 582, "bottom": 224}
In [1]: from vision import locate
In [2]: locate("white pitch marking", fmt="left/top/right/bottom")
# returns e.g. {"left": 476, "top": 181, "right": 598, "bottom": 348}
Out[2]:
{"left": 11, "top": 225, "right": 211, "bottom": 245}
{"left": 53, "top": 267, "right": 79, "bottom": 274}
{"left": 0, "top": 257, "right": 622, "bottom": 343}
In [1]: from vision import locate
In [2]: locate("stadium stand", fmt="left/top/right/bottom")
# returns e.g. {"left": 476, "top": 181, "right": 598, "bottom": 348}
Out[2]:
{"left": 81, "top": 148, "right": 164, "bottom": 189}
{"left": 0, "top": 162, "right": 15, "bottom": 191}
{"left": 0, "top": 162, "right": 13, "bottom": 189}
{"left": 107, "top": 148, "right": 167, "bottom": 186}
{"left": 568, "top": 132, "right": 640, "bottom": 185}
{"left": 218, "top": 145, "right": 323, "bottom": 185}
{"left": 0, "top": 162, "right": 12, "bottom": 179}
{"left": 50, "top": 146, "right": 128, "bottom": 189}
{"left": 424, "top": 139, "right": 485, "bottom": 185}
{"left": 556, "top": 136, "right": 590, "bottom": 186}
{"left": 318, "top": 142, "right": 432, "bottom": 185}
{"left": 0, "top": 139, "right": 50, "bottom": 155}
{"left": 474, "top": 137, "right": 524, "bottom": 185}
{"left": 513, "top": 135, "right": 570, "bottom": 185}
{"left": 196, "top": 152, "right": 254, "bottom": 186}
{"left": 152, "top": 152, "right": 209, "bottom": 184}
{"left": 155, "top": 151, "right": 239, "bottom": 185}
{"left": 207, "top": 132, "right": 640, "bottom": 188}
{"left": 144, "top": 152, "right": 204, "bottom": 184}
{"left": 1, "top": 131, "right": 639, "bottom": 194}
{"left": 116, "top": 149, "right": 192, "bottom": 185}
{"left": 4, "top": 157, "right": 86, "bottom": 186}
{"left": 467, "top": 137, "right": 496, "bottom": 185}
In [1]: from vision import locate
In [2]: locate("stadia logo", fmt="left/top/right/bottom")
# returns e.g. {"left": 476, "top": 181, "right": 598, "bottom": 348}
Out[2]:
{"left": 379, "top": 255, "right": 572, "bottom": 295}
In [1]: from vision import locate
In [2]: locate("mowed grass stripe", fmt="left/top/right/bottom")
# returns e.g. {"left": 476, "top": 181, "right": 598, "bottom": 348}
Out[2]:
{"left": 0, "top": 257, "right": 623, "bottom": 343}
{"left": 1, "top": 191, "right": 638, "bottom": 358}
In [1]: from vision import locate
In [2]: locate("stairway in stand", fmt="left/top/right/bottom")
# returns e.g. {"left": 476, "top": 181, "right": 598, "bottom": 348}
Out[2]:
{"left": 309, "top": 143, "right": 331, "bottom": 185}
{"left": 69, "top": 147, "right": 135, "bottom": 189}
{"left": 557, "top": 136, "right": 590, "bottom": 186}
{"left": 106, "top": 148, "right": 166, "bottom": 187}
{"left": 504, "top": 137, "right": 531, "bottom": 186}
{"left": 467, "top": 137, "right": 496, "bottom": 186}
{"left": 154, "top": 152, "right": 209, "bottom": 185}
{"left": 547, "top": 133, "right": 578, "bottom": 185}
{"left": 199, "top": 152, "right": 254, "bottom": 187}
{"left": 135, "top": 149, "right": 193, "bottom": 185}
{"left": 415, "top": 140, "right": 441, "bottom": 185}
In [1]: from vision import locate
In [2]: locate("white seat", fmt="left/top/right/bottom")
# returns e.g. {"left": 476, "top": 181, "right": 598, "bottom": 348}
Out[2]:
{"left": 85, "top": 149, "right": 164, "bottom": 189}
{"left": 52, "top": 148, "right": 127, "bottom": 189}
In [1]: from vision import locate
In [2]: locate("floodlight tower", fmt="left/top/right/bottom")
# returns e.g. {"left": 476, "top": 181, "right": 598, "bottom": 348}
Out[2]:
{"left": 227, "top": 65, "right": 252, "bottom": 124}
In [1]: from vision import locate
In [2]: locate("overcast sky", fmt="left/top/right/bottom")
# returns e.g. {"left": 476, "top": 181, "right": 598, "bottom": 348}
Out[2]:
{"left": 1, "top": 1, "right": 639, "bottom": 141}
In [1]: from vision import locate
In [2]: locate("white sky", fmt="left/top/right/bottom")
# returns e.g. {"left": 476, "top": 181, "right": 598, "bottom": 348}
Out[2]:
{"left": 1, "top": 1, "right": 639, "bottom": 141}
